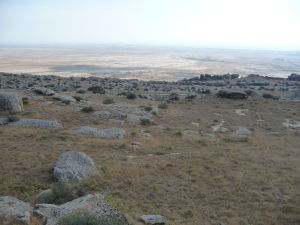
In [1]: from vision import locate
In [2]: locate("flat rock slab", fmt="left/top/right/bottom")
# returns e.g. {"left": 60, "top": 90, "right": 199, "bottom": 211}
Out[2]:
{"left": 140, "top": 214, "right": 166, "bottom": 225}
{"left": 75, "top": 126, "right": 126, "bottom": 139}
{"left": 183, "top": 130, "right": 200, "bottom": 135}
{"left": 235, "top": 127, "right": 252, "bottom": 135}
{"left": 0, "top": 196, "right": 33, "bottom": 225}
{"left": 52, "top": 94, "right": 76, "bottom": 103}
{"left": 34, "top": 194, "right": 129, "bottom": 225}
{"left": 54, "top": 152, "right": 98, "bottom": 183}
{"left": 0, "top": 118, "right": 63, "bottom": 129}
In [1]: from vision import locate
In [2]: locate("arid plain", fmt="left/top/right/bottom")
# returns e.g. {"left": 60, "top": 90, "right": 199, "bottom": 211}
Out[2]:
{"left": 1, "top": 46, "right": 300, "bottom": 80}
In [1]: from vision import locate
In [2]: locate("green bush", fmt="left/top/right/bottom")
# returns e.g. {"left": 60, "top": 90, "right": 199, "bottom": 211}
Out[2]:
{"left": 140, "top": 118, "right": 151, "bottom": 126}
{"left": 102, "top": 98, "right": 114, "bottom": 104}
{"left": 73, "top": 96, "right": 83, "bottom": 102}
{"left": 22, "top": 97, "right": 29, "bottom": 105}
{"left": 58, "top": 211, "right": 128, "bottom": 225}
{"left": 81, "top": 106, "right": 95, "bottom": 113}
{"left": 44, "top": 182, "right": 75, "bottom": 205}
{"left": 144, "top": 106, "right": 152, "bottom": 112}
{"left": 262, "top": 93, "right": 274, "bottom": 99}
{"left": 7, "top": 115, "right": 20, "bottom": 122}
{"left": 158, "top": 103, "right": 167, "bottom": 109}
{"left": 126, "top": 92, "right": 136, "bottom": 100}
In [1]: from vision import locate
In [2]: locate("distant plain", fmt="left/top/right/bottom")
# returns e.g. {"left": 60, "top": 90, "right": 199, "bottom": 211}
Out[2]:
{"left": 0, "top": 45, "right": 300, "bottom": 80}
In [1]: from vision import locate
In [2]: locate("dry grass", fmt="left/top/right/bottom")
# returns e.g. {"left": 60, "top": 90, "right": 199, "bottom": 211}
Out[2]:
{"left": 0, "top": 91, "right": 300, "bottom": 225}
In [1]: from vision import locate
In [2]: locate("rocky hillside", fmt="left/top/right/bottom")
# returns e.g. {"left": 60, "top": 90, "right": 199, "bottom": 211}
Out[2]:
{"left": 0, "top": 72, "right": 300, "bottom": 225}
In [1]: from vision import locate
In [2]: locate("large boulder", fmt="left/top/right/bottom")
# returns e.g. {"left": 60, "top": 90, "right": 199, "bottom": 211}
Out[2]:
{"left": 34, "top": 194, "right": 129, "bottom": 225}
{"left": 0, "top": 196, "right": 33, "bottom": 225}
{"left": 217, "top": 90, "right": 247, "bottom": 99}
{"left": 75, "top": 127, "right": 127, "bottom": 139}
{"left": 0, "top": 92, "right": 23, "bottom": 113}
{"left": 53, "top": 152, "right": 98, "bottom": 183}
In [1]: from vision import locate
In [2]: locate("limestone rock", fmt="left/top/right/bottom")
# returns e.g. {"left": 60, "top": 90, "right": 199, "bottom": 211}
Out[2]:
{"left": 0, "top": 196, "right": 33, "bottom": 225}
{"left": 33, "top": 87, "right": 56, "bottom": 96}
{"left": 140, "top": 214, "right": 166, "bottom": 225}
{"left": 34, "top": 194, "right": 128, "bottom": 225}
{"left": 235, "top": 127, "right": 252, "bottom": 135}
{"left": 54, "top": 152, "right": 98, "bottom": 183}
{"left": 0, "top": 92, "right": 23, "bottom": 113}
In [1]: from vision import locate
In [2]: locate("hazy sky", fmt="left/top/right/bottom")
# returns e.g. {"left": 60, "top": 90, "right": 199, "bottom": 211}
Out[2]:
{"left": 1, "top": 0, "right": 300, "bottom": 50}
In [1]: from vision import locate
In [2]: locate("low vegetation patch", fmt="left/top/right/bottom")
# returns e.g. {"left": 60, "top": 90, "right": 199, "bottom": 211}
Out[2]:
{"left": 7, "top": 115, "right": 20, "bottom": 122}
{"left": 58, "top": 211, "right": 128, "bottom": 225}
{"left": 102, "top": 98, "right": 114, "bottom": 104}
{"left": 44, "top": 182, "right": 76, "bottom": 205}
{"left": 73, "top": 96, "right": 83, "bottom": 102}
{"left": 22, "top": 97, "right": 29, "bottom": 105}
{"left": 223, "top": 137, "right": 249, "bottom": 143}
{"left": 81, "top": 106, "right": 95, "bottom": 113}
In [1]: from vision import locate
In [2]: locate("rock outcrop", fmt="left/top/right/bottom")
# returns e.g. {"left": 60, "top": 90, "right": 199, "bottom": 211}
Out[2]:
{"left": 34, "top": 194, "right": 129, "bottom": 225}
{"left": 0, "top": 196, "right": 33, "bottom": 225}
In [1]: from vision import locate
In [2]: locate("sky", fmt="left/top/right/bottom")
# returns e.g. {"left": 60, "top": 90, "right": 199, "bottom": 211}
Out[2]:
{"left": 0, "top": 0, "right": 300, "bottom": 50}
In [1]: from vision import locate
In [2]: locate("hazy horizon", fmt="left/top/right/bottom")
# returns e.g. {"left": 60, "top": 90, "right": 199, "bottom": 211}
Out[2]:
{"left": 1, "top": 0, "right": 300, "bottom": 51}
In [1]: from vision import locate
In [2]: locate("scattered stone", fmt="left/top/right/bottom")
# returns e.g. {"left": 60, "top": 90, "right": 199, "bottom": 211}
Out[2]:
{"left": 75, "top": 126, "right": 127, "bottom": 139}
{"left": 53, "top": 152, "right": 98, "bottom": 183}
{"left": 191, "top": 122, "right": 200, "bottom": 127}
{"left": 93, "top": 111, "right": 112, "bottom": 119}
{"left": 33, "top": 87, "right": 56, "bottom": 96}
{"left": 235, "top": 109, "right": 248, "bottom": 116}
{"left": 0, "top": 92, "right": 23, "bottom": 113}
{"left": 109, "top": 119, "right": 125, "bottom": 124}
{"left": 34, "top": 194, "right": 128, "bottom": 225}
{"left": 212, "top": 120, "right": 228, "bottom": 132}
{"left": 283, "top": 119, "right": 300, "bottom": 129}
{"left": 52, "top": 94, "right": 76, "bottom": 103}
{"left": 0, "top": 196, "right": 33, "bottom": 225}
{"left": 235, "top": 127, "right": 252, "bottom": 135}
{"left": 140, "top": 214, "right": 166, "bottom": 225}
